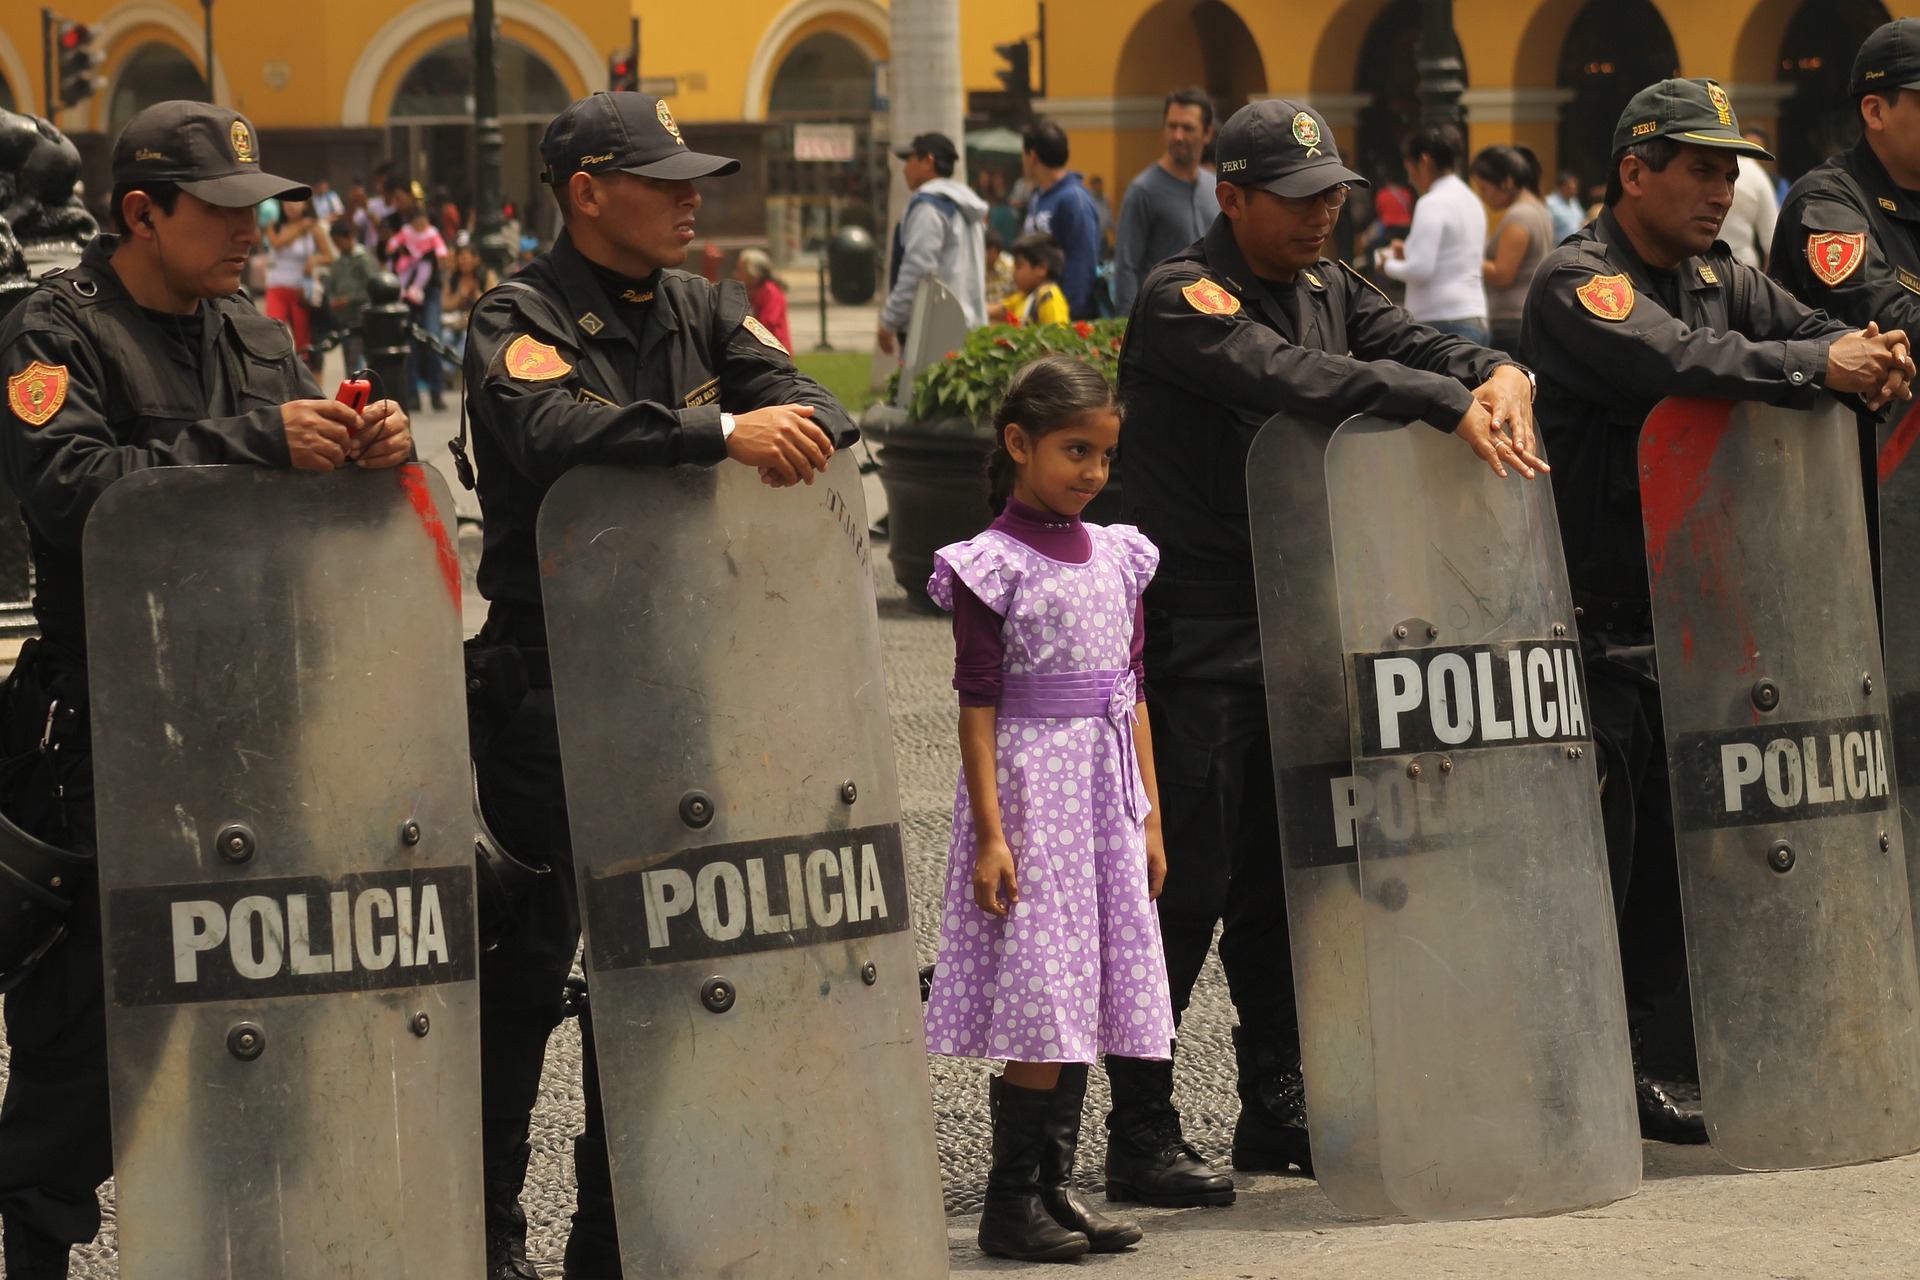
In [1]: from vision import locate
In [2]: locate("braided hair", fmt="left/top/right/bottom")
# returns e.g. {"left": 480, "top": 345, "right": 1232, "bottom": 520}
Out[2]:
{"left": 984, "top": 355, "right": 1122, "bottom": 515}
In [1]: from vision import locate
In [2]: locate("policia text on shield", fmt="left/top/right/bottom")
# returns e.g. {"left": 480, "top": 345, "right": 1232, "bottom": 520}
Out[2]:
{"left": 0, "top": 101, "right": 430, "bottom": 1278}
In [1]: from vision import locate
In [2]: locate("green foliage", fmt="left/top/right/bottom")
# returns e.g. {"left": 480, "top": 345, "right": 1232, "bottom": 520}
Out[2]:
{"left": 792, "top": 352, "right": 884, "bottom": 414}
{"left": 905, "top": 318, "right": 1126, "bottom": 422}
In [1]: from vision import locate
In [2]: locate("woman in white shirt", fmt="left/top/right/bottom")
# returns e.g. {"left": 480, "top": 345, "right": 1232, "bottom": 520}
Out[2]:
{"left": 1378, "top": 125, "right": 1489, "bottom": 345}
{"left": 263, "top": 198, "right": 335, "bottom": 372}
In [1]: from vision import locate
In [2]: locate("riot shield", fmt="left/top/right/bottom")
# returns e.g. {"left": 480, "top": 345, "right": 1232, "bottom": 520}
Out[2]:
{"left": 1641, "top": 397, "right": 1920, "bottom": 1170}
{"left": 1875, "top": 402, "right": 1920, "bottom": 960}
{"left": 1247, "top": 413, "right": 1393, "bottom": 1217}
{"left": 1325, "top": 417, "right": 1639, "bottom": 1219}
{"left": 83, "top": 464, "right": 482, "bottom": 1278}
{"left": 537, "top": 453, "right": 946, "bottom": 1278}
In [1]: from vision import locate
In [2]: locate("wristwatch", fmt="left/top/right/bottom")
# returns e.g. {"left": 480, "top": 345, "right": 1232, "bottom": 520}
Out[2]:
{"left": 1498, "top": 362, "right": 1537, "bottom": 400}
{"left": 720, "top": 412, "right": 736, "bottom": 439}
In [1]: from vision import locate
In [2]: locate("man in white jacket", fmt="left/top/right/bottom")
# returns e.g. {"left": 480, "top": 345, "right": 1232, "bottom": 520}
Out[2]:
{"left": 879, "top": 132, "right": 988, "bottom": 353}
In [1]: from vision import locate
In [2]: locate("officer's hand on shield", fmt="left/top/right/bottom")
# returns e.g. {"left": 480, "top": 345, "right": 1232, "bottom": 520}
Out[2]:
{"left": 1453, "top": 397, "right": 1547, "bottom": 480}
{"left": 727, "top": 403, "right": 835, "bottom": 486}
{"left": 973, "top": 837, "right": 1019, "bottom": 916}
{"left": 348, "top": 400, "right": 413, "bottom": 469}
{"left": 1827, "top": 322, "right": 1917, "bottom": 411}
{"left": 282, "top": 398, "right": 364, "bottom": 472}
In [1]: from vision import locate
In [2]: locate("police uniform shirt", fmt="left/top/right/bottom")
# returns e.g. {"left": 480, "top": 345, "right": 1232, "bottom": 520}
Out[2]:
{"left": 1120, "top": 214, "right": 1510, "bottom": 577}
{"left": 462, "top": 229, "right": 855, "bottom": 625}
{"left": 0, "top": 234, "right": 318, "bottom": 654}
{"left": 1519, "top": 206, "right": 1849, "bottom": 615}
{"left": 1772, "top": 138, "right": 1920, "bottom": 392}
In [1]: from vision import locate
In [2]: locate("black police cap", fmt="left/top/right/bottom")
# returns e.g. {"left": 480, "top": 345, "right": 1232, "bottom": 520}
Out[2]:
{"left": 111, "top": 101, "right": 310, "bottom": 206}
{"left": 894, "top": 132, "right": 959, "bottom": 164}
{"left": 1213, "top": 100, "right": 1367, "bottom": 198}
{"left": 1611, "top": 78, "right": 1773, "bottom": 160}
{"left": 1852, "top": 18, "right": 1920, "bottom": 96}
{"left": 540, "top": 92, "right": 739, "bottom": 185}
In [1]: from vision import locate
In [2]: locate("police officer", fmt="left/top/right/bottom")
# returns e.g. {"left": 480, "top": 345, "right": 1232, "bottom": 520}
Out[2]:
{"left": 0, "top": 101, "right": 411, "bottom": 1279}
{"left": 461, "top": 92, "right": 851, "bottom": 1280}
{"left": 1519, "top": 78, "right": 1912, "bottom": 1144}
{"left": 1116, "top": 98, "right": 1540, "bottom": 1206}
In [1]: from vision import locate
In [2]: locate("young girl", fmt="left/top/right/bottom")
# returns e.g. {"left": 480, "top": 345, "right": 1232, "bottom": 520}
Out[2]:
{"left": 925, "top": 355, "right": 1173, "bottom": 1263}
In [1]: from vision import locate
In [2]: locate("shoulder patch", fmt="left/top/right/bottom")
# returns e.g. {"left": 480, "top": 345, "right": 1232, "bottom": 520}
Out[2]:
{"left": 742, "top": 314, "right": 789, "bottom": 355}
{"left": 7, "top": 361, "right": 68, "bottom": 427}
{"left": 1807, "top": 231, "right": 1866, "bottom": 286}
{"left": 1574, "top": 273, "right": 1635, "bottom": 322}
{"left": 1181, "top": 278, "right": 1240, "bottom": 316}
{"left": 503, "top": 334, "right": 573, "bottom": 382}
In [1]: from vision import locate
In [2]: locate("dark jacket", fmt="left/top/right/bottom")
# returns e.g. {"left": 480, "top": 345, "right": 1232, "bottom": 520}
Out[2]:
{"left": 1118, "top": 214, "right": 1509, "bottom": 682}
{"left": 0, "top": 234, "right": 313, "bottom": 656}
{"left": 1519, "top": 207, "right": 1847, "bottom": 623}
{"left": 462, "top": 230, "right": 854, "bottom": 635}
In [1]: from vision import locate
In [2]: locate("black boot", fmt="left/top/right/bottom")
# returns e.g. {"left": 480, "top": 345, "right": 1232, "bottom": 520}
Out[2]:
{"left": 1632, "top": 1026, "right": 1707, "bottom": 1145}
{"left": 979, "top": 1077, "right": 1092, "bottom": 1261}
{"left": 1102, "top": 1053, "right": 1235, "bottom": 1207}
{"left": 1038, "top": 1064, "right": 1141, "bottom": 1251}
{"left": 564, "top": 994, "right": 626, "bottom": 1279}
{"left": 2, "top": 1217, "right": 70, "bottom": 1280}
{"left": 1230, "top": 1026, "right": 1315, "bottom": 1176}
{"left": 483, "top": 1124, "right": 539, "bottom": 1280}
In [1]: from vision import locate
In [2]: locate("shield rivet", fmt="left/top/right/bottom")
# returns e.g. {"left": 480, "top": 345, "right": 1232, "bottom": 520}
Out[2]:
{"left": 1751, "top": 679, "right": 1780, "bottom": 712}
{"left": 701, "top": 976, "right": 735, "bottom": 1013}
{"left": 410, "top": 1012, "right": 431, "bottom": 1037}
{"left": 1553, "top": 622, "right": 1567, "bottom": 637}
{"left": 1439, "top": 758, "right": 1453, "bottom": 773}
{"left": 215, "top": 824, "right": 255, "bottom": 865}
{"left": 1883, "top": 832, "right": 1893, "bottom": 853}
{"left": 48, "top": 876, "right": 60, "bottom": 889}
{"left": 400, "top": 820, "right": 421, "bottom": 846}
{"left": 226, "top": 1022, "right": 266, "bottom": 1061}
{"left": 840, "top": 780, "right": 859, "bottom": 805}
{"left": 1864, "top": 674, "right": 1876, "bottom": 695}
{"left": 468, "top": 676, "right": 483, "bottom": 691}
{"left": 1407, "top": 762, "right": 1421, "bottom": 778}
{"left": 1377, "top": 878, "right": 1409, "bottom": 911}
{"left": 1767, "top": 840, "right": 1795, "bottom": 873}
{"left": 1426, "top": 625, "right": 1439, "bottom": 639}
{"left": 861, "top": 961, "right": 878, "bottom": 985}
{"left": 1394, "top": 625, "right": 1409, "bottom": 640}
{"left": 679, "top": 791, "right": 715, "bottom": 829}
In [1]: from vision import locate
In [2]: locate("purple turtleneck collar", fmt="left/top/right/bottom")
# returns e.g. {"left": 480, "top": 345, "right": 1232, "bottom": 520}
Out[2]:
{"left": 992, "top": 496, "right": 1092, "bottom": 564}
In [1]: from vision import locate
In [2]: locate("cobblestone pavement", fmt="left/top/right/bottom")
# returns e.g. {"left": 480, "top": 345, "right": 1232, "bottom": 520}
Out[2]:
{"left": 30, "top": 501, "right": 1920, "bottom": 1278}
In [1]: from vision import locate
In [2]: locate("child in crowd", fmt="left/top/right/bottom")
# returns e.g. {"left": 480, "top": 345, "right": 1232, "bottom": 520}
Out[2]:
{"left": 997, "top": 232, "right": 1071, "bottom": 326}
{"left": 984, "top": 229, "right": 1016, "bottom": 304}
{"left": 925, "top": 355, "right": 1172, "bottom": 1263}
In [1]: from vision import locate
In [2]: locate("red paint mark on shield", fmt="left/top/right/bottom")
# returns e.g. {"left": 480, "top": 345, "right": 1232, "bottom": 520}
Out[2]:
{"left": 398, "top": 464, "right": 461, "bottom": 611}
{"left": 1878, "top": 399, "right": 1920, "bottom": 486}
{"left": 1640, "top": 397, "right": 1733, "bottom": 580}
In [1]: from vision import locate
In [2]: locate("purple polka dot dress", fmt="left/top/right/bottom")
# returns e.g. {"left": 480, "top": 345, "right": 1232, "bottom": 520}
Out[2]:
{"left": 923, "top": 524, "right": 1176, "bottom": 1065}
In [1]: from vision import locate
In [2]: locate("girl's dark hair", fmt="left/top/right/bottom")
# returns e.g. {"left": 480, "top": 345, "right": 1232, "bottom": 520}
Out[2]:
{"left": 984, "top": 355, "right": 1121, "bottom": 515}
{"left": 1470, "top": 144, "right": 1540, "bottom": 194}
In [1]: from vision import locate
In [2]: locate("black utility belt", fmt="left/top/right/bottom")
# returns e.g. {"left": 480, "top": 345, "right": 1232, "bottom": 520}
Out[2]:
{"left": 1143, "top": 578, "right": 1259, "bottom": 619}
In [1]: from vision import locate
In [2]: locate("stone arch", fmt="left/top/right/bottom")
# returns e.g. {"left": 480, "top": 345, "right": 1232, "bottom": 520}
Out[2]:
{"left": 743, "top": 0, "right": 889, "bottom": 122}
{"left": 1352, "top": 0, "right": 1467, "bottom": 179}
{"left": 1554, "top": 0, "right": 1680, "bottom": 190}
{"left": 767, "top": 31, "right": 876, "bottom": 118}
{"left": 1310, "top": 0, "right": 1396, "bottom": 96}
{"left": 341, "top": 0, "right": 599, "bottom": 128}
{"left": 0, "top": 29, "right": 31, "bottom": 116}
{"left": 104, "top": 42, "right": 208, "bottom": 138}
{"left": 1113, "top": 0, "right": 1266, "bottom": 113}
{"left": 72, "top": 2, "right": 232, "bottom": 132}
{"left": 1773, "top": 0, "right": 1890, "bottom": 176}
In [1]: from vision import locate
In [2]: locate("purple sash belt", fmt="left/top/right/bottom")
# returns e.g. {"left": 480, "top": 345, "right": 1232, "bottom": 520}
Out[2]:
{"left": 999, "top": 669, "right": 1148, "bottom": 821}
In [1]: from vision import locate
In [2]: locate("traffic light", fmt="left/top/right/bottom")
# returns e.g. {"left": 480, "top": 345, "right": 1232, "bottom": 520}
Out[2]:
{"left": 994, "top": 39, "right": 1031, "bottom": 98}
{"left": 57, "top": 21, "right": 98, "bottom": 109}
{"left": 608, "top": 48, "right": 637, "bottom": 92}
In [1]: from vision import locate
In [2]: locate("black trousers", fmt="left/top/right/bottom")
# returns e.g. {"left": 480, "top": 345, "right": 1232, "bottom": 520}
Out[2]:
{"left": 1139, "top": 678, "right": 1296, "bottom": 1040}
{"left": 1584, "top": 656, "right": 1689, "bottom": 1025}
{"left": 0, "top": 655, "right": 107, "bottom": 1249}
{"left": 473, "top": 683, "right": 615, "bottom": 1232}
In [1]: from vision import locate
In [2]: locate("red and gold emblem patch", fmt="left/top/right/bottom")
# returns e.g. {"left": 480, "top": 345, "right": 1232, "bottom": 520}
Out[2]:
{"left": 1181, "top": 278, "right": 1240, "bottom": 316}
{"left": 1575, "top": 273, "right": 1635, "bottom": 322}
{"left": 503, "top": 334, "right": 573, "bottom": 382}
{"left": 1807, "top": 231, "right": 1866, "bottom": 286}
{"left": 742, "top": 315, "right": 789, "bottom": 355}
{"left": 6, "top": 361, "right": 68, "bottom": 427}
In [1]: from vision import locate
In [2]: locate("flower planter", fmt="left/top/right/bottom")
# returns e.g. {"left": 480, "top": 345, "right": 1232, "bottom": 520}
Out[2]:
{"left": 861, "top": 402, "right": 1124, "bottom": 613}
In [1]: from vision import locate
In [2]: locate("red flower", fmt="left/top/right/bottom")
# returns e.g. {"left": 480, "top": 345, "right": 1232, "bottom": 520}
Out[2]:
{"left": 1074, "top": 321, "right": 1094, "bottom": 338}
{"left": 945, "top": 350, "right": 958, "bottom": 360}
{"left": 994, "top": 337, "right": 1015, "bottom": 349}
{"left": 1007, "top": 315, "right": 1023, "bottom": 328}
{"left": 1109, "top": 337, "right": 1122, "bottom": 349}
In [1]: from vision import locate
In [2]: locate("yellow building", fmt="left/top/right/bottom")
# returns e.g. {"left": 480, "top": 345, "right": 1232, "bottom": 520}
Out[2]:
{"left": 0, "top": 0, "right": 1914, "bottom": 250}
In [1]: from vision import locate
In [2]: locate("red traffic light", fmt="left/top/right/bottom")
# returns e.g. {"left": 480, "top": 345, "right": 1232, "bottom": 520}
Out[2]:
{"left": 59, "top": 22, "right": 89, "bottom": 49}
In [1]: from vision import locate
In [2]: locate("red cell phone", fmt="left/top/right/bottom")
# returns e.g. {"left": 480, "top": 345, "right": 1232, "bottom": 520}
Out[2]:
{"left": 336, "top": 378, "right": 371, "bottom": 415}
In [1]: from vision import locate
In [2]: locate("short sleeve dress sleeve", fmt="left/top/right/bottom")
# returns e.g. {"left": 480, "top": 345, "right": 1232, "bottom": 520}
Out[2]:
{"left": 1098, "top": 524, "right": 1161, "bottom": 603}
{"left": 928, "top": 533, "right": 1022, "bottom": 614}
